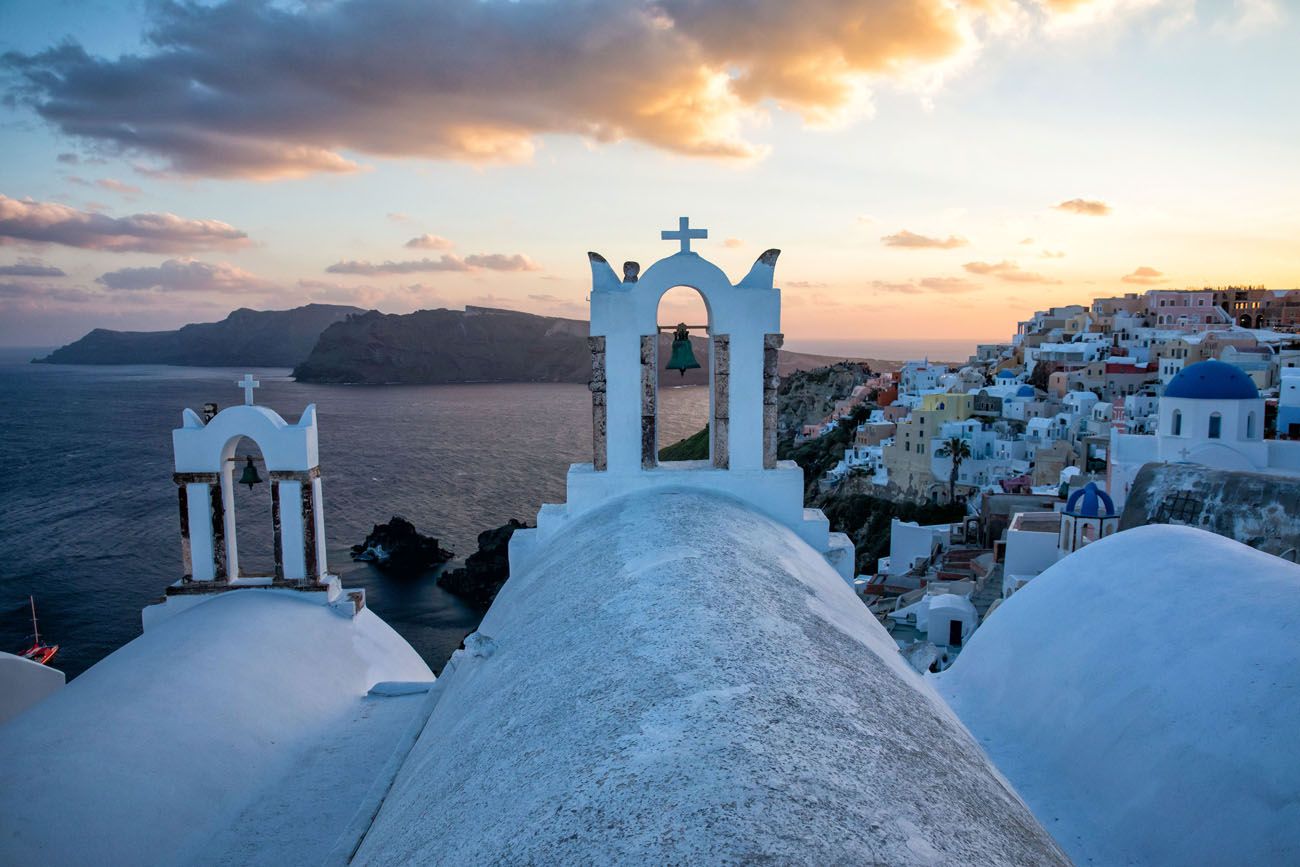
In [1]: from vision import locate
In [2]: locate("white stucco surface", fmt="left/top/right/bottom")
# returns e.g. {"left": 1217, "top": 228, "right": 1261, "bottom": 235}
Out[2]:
{"left": 0, "top": 591, "right": 431, "bottom": 866}
{"left": 0, "top": 651, "right": 64, "bottom": 725}
{"left": 938, "top": 525, "right": 1300, "bottom": 866}
{"left": 355, "top": 490, "right": 1066, "bottom": 865}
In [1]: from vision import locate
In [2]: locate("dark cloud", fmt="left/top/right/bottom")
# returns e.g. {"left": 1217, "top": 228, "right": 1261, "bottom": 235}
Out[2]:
{"left": 0, "top": 0, "right": 1106, "bottom": 179}
{"left": 962, "top": 260, "right": 1060, "bottom": 284}
{"left": 881, "top": 230, "right": 969, "bottom": 250}
{"left": 1121, "top": 266, "right": 1166, "bottom": 285}
{"left": 97, "top": 258, "right": 271, "bottom": 292}
{"left": 0, "top": 194, "right": 249, "bottom": 252}
{"left": 327, "top": 252, "right": 540, "bottom": 275}
{"left": 1054, "top": 198, "right": 1112, "bottom": 216}
{"left": 0, "top": 258, "right": 65, "bottom": 277}
{"left": 0, "top": 280, "right": 95, "bottom": 303}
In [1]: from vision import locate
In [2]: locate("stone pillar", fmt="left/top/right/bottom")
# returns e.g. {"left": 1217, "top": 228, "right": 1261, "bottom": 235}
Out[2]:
{"left": 270, "top": 468, "right": 322, "bottom": 583}
{"left": 270, "top": 480, "right": 284, "bottom": 580}
{"left": 640, "top": 334, "right": 657, "bottom": 469}
{"left": 302, "top": 475, "right": 320, "bottom": 581}
{"left": 175, "top": 473, "right": 220, "bottom": 581}
{"left": 176, "top": 484, "right": 192, "bottom": 579}
{"left": 712, "top": 334, "right": 730, "bottom": 469}
{"left": 589, "top": 336, "right": 607, "bottom": 471}
{"left": 210, "top": 482, "right": 228, "bottom": 580}
{"left": 763, "top": 333, "right": 784, "bottom": 469}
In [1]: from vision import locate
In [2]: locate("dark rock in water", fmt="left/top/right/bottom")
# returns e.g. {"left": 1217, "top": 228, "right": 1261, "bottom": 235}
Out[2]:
{"left": 437, "top": 519, "right": 529, "bottom": 609}
{"left": 351, "top": 516, "right": 453, "bottom": 573}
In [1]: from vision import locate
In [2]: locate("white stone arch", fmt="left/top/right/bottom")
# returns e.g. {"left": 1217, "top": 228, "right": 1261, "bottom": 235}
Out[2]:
{"left": 172, "top": 403, "right": 326, "bottom": 585}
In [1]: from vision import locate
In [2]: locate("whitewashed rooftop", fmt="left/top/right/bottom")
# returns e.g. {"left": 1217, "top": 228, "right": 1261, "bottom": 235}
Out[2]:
{"left": 354, "top": 490, "right": 1066, "bottom": 864}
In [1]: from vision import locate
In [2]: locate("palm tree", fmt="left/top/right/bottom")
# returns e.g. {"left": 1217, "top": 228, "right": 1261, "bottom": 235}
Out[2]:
{"left": 935, "top": 436, "right": 972, "bottom": 504}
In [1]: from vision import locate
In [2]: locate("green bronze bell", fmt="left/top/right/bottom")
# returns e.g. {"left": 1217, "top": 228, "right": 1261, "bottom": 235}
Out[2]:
{"left": 238, "top": 456, "right": 263, "bottom": 490}
{"left": 666, "top": 323, "right": 701, "bottom": 377}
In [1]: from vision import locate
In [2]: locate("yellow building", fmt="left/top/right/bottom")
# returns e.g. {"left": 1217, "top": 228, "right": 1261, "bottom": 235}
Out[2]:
{"left": 919, "top": 392, "right": 975, "bottom": 423}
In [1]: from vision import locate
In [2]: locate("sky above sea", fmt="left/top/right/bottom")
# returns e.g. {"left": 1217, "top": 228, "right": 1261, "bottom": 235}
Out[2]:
{"left": 0, "top": 0, "right": 1296, "bottom": 347}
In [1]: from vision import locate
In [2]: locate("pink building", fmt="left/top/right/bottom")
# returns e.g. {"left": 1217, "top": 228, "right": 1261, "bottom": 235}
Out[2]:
{"left": 1146, "top": 290, "right": 1231, "bottom": 331}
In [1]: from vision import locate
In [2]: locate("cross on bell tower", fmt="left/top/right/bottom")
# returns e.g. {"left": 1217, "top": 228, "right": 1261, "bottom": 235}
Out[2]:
{"left": 661, "top": 216, "right": 708, "bottom": 254}
{"left": 237, "top": 374, "right": 260, "bottom": 406}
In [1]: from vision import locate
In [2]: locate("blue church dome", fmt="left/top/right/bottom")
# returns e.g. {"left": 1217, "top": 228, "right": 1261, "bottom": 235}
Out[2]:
{"left": 1065, "top": 482, "right": 1115, "bottom": 518}
{"left": 1164, "top": 359, "right": 1259, "bottom": 400}
{"left": 1016, "top": 384, "right": 1035, "bottom": 397}
{"left": 996, "top": 370, "right": 1016, "bottom": 379}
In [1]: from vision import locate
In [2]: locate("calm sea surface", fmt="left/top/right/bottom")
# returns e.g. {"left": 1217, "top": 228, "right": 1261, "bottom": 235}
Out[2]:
{"left": 0, "top": 351, "right": 708, "bottom": 678}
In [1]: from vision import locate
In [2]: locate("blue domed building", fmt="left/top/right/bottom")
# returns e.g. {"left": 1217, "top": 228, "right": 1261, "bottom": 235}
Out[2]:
{"left": 1059, "top": 482, "right": 1119, "bottom": 553}
{"left": 1108, "top": 359, "right": 1300, "bottom": 507}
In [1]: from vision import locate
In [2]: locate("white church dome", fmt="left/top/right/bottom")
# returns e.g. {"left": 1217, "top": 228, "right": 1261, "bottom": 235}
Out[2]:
{"left": 937, "top": 525, "right": 1300, "bottom": 866}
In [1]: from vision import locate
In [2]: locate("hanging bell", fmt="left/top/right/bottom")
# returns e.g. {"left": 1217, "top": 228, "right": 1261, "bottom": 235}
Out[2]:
{"left": 238, "top": 456, "right": 263, "bottom": 490}
{"left": 666, "top": 323, "right": 701, "bottom": 377}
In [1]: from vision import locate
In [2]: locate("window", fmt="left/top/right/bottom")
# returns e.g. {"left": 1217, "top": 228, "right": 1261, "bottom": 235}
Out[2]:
{"left": 1171, "top": 409, "right": 1182, "bottom": 436}
{"left": 1209, "top": 412, "right": 1222, "bottom": 439}
{"left": 1247, "top": 412, "right": 1256, "bottom": 439}
{"left": 1157, "top": 493, "right": 1202, "bottom": 524}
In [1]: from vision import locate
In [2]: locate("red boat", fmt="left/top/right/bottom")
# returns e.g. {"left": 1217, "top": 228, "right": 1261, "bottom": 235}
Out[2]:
{"left": 19, "top": 596, "right": 58, "bottom": 666}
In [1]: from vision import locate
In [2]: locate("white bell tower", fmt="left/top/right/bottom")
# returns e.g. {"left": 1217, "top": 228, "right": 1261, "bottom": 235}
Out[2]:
{"left": 511, "top": 219, "right": 856, "bottom": 582}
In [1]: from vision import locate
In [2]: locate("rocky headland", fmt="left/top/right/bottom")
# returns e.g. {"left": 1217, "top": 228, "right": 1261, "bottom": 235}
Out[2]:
{"left": 35, "top": 304, "right": 361, "bottom": 367}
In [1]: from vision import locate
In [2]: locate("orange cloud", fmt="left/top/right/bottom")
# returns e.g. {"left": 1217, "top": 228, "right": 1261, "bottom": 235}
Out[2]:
{"left": 1122, "top": 266, "right": 1166, "bottom": 285}
{"left": 1054, "top": 198, "right": 1112, "bottom": 216}
{"left": 3, "top": 0, "right": 1136, "bottom": 179}
{"left": 963, "top": 260, "right": 1060, "bottom": 284}
{"left": 882, "top": 230, "right": 969, "bottom": 250}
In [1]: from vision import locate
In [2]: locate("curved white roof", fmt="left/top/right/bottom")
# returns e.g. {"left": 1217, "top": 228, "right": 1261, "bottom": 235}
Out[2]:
{"left": 0, "top": 591, "right": 432, "bottom": 866}
{"left": 354, "top": 490, "right": 1065, "bottom": 864}
{"left": 938, "top": 525, "right": 1300, "bottom": 865}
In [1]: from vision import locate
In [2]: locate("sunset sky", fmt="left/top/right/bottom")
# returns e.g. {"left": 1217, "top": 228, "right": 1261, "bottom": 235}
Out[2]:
{"left": 1, "top": 0, "right": 1296, "bottom": 353}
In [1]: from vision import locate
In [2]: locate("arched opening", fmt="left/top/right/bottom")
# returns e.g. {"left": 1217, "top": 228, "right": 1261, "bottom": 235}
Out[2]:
{"left": 223, "top": 436, "right": 275, "bottom": 579}
{"left": 1208, "top": 412, "right": 1222, "bottom": 439}
{"left": 654, "top": 286, "right": 713, "bottom": 462}
{"left": 1255, "top": 314, "right": 1265, "bottom": 329}
{"left": 1238, "top": 313, "right": 1253, "bottom": 328}
{"left": 1171, "top": 409, "right": 1182, "bottom": 436}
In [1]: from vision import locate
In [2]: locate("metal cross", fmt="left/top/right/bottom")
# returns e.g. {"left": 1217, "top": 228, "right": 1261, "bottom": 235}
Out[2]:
{"left": 661, "top": 216, "right": 707, "bottom": 253}
{"left": 1177, "top": 446, "right": 1192, "bottom": 460}
{"left": 237, "top": 373, "right": 260, "bottom": 405}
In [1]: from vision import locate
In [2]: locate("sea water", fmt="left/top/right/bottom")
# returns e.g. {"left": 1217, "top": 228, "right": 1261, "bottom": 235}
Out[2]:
{"left": 0, "top": 351, "right": 708, "bottom": 677}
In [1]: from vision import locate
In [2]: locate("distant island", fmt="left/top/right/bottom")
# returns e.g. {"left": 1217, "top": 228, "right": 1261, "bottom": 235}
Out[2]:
{"left": 35, "top": 302, "right": 878, "bottom": 384}
{"left": 34, "top": 304, "right": 362, "bottom": 367}
{"left": 294, "top": 305, "right": 869, "bottom": 385}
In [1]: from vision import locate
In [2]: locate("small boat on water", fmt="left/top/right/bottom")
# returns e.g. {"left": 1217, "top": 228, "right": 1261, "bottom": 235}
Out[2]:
{"left": 19, "top": 595, "right": 58, "bottom": 666}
